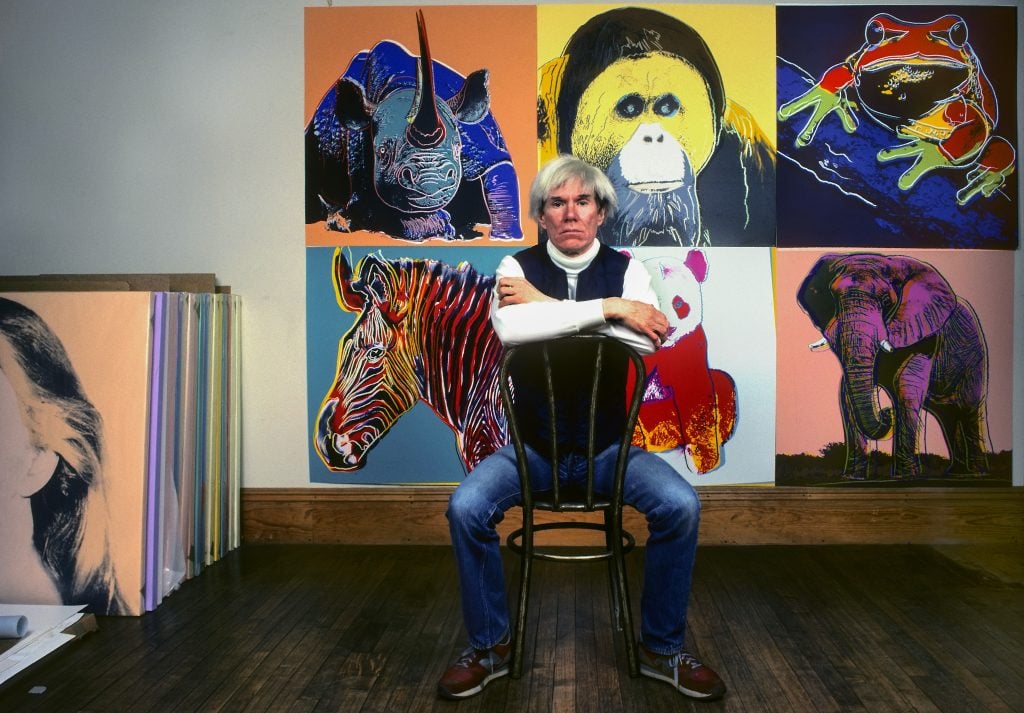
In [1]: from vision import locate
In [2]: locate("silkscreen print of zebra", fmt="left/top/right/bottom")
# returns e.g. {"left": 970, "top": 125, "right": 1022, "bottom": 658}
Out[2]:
{"left": 315, "top": 248, "right": 507, "bottom": 471}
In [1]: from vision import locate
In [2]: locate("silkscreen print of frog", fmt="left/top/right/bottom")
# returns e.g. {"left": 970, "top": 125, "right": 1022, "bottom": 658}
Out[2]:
{"left": 776, "top": 6, "right": 1017, "bottom": 250}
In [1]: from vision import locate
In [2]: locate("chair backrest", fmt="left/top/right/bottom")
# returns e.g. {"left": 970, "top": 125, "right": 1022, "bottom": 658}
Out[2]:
{"left": 499, "top": 334, "right": 646, "bottom": 513}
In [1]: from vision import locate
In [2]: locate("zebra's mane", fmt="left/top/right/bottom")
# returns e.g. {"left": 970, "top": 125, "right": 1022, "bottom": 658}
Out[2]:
{"left": 368, "top": 255, "right": 502, "bottom": 431}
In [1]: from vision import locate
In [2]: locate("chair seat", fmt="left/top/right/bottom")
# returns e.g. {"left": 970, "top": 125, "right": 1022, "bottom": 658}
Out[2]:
{"left": 532, "top": 487, "right": 612, "bottom": 511}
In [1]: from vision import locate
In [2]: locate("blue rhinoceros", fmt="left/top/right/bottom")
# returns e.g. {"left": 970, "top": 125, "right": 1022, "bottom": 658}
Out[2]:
{"left": 305, "top": 11, "right": 522, "bottom": 241}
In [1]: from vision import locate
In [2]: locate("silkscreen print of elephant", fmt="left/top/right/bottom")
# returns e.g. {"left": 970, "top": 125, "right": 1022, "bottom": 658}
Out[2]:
{"left": 796, "top": 253, "right": 990, "bottom": 480}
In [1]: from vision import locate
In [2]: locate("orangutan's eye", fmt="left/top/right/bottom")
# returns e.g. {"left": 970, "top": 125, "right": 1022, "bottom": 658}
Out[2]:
{"left": 653, "top": 94, "right": 681, "bottom": 118}
{"left": 615, "top": 94, "right": 645, "bottom": 119}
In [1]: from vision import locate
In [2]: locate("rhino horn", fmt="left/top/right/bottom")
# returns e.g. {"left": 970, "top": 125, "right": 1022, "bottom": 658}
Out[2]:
{"left": 407, "top": 9, "right": 445, "bottom": 149}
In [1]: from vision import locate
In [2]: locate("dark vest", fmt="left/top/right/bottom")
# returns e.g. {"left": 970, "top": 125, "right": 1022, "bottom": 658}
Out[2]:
{"left": 509, "top": 242, "right": 631, "bottom": 455}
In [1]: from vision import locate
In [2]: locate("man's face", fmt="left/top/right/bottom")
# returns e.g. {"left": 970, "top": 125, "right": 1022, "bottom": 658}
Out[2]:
{"left": 538, "top": 178, "right": 605, "bottom": 256}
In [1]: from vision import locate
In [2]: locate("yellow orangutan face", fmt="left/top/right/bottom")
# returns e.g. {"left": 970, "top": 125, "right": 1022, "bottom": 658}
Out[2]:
{"left": 570, "top": 53, "right": 718, "bottom": 175}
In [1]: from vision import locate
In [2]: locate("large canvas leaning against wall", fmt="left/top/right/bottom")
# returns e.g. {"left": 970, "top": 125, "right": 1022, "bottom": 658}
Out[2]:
{"left": 775, "top": 249, "right": 1014, "bottom": 486}
{"left": 776, "top": 5, "right": 1018, "bottom": 249}
{"left": 0, "top": 293, "right": 150, "bottom": 615}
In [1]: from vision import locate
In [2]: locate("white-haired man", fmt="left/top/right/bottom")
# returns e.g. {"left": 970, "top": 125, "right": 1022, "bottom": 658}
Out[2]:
{"left": 438, "top": 155, "right": 725, "bottom": 702}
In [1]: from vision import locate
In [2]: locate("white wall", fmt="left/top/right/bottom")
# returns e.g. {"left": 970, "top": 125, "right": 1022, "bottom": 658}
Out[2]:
{"left": 2, "top": 0, "right": 1021, "bottom": 488}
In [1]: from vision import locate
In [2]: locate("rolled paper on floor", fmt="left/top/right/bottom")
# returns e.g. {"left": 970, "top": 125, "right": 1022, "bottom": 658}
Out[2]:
{"left": 0, "top": 615, "right": 28, "bottom": 638}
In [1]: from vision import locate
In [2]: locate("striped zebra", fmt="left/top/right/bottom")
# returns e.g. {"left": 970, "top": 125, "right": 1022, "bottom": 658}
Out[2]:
{"left": 315, "top": 248, "right": 507, "bottom": 473}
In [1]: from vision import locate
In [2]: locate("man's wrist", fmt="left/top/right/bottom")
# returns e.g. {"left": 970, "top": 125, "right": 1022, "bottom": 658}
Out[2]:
{"left": 601, "top": 297, "right": 618, "bottom": 322}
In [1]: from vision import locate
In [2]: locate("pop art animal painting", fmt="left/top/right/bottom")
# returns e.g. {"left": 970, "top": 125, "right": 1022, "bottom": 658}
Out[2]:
{"left": 776, "top": 6, "right": 1018, "bottom": 249}
{"left": 629, "top": 249, "right": 737, "bottom": 475}
{"left": 314, "top": 248, "right": 506, "bottom": 475}
{"left": 630, "top": 246, "right": 776, "bottom": 485}
{"left": 307, "top": 247, "right": 775, "bottom": 486}
{"left": 537, "top": 5, "right": 776, "bottom": 248}
{"left": 304, "top": 7, "right": 536, "bottom": 246}
{"left": 776, "top": 249, "right": 1014, "bottom": 486}
{"left": 797, "top": 253, "right": 989, "bottom": 480}
{"left": 779, "top": 14, "right": 1014, "bottom": 204}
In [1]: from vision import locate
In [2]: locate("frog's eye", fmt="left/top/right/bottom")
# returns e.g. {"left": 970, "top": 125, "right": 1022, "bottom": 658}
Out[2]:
{"left": 933, "top": 20, "right": 968, "bottom": 49}
{"left": 864, "top": 13, "right": 903, "bottom": 47}
{"left": 865, "top": 18, "right": 887, "bottom": 46}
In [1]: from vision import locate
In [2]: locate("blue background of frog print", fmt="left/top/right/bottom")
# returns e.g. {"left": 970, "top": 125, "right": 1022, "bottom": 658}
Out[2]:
{"left": 775, "top": 5, "right": 1017, "bottom": 249}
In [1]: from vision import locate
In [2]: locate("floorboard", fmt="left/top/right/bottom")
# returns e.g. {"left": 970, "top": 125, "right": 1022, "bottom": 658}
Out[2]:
{"left": 1, "top": 543, "right": 1021, "bottom": 713}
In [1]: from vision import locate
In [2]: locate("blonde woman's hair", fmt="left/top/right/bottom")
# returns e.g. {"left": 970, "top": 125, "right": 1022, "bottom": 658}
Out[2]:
{"left": 0, "top": 297, "right": 126, "bottom": 614}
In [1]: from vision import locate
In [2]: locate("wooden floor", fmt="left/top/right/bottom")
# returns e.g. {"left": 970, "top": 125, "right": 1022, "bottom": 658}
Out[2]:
{"left": 1, "top": 543, "right": 1022, "bottom": 712}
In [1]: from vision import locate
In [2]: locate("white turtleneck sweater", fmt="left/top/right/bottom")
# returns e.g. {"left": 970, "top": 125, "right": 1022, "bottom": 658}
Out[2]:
{"left": 490, "top": 240, "right": 658, "bottom": 354}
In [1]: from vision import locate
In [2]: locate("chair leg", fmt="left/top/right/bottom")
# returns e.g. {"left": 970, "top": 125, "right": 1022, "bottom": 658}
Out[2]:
{"left": 607, "top": 512, "right": 639, "bottom": 677}
{"left": 614, "top": 550, "right": 639, "bottom": 677}
{"left": 511, "top": 522, "right": 533, "bottom": 679}
{"left": 605, "top": 517, "right": 623, "bottom": 631}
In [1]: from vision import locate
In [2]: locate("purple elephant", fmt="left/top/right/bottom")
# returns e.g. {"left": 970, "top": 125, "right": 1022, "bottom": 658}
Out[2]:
{"left": 797, "top": 253, "right": 990, "bottom": 480}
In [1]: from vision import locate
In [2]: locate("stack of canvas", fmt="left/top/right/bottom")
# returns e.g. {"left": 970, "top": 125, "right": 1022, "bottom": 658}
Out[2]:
{"left": 0, "top": 288, "right": 241, "bottom": 616}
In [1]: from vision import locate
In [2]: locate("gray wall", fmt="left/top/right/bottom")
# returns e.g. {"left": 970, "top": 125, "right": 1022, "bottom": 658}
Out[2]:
{"left": 2, "top": 0, "right": 1021, "bottom": 488}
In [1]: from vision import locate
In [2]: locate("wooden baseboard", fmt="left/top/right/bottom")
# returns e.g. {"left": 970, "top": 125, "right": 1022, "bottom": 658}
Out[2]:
{"left": 241, "top": 486, "right": 1024, "bottom": 546}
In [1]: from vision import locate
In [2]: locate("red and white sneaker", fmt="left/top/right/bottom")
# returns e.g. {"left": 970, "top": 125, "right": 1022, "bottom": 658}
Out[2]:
{"left": 639, "top": 645, "right": 726, "bottom": 700}
{"left": 437, "top": 640, "right": 512, "bottom": 700}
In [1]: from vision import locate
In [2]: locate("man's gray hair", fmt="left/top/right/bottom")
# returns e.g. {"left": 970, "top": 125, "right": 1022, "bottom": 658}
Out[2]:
{"left": 528, "top": 155, "right": 617, "bottom": 221}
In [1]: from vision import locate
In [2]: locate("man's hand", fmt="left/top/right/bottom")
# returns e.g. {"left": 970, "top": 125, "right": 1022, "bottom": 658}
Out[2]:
{"left": 496, "top": 277, "right": 554, "bottom": 307}
{"left": 603, "top": 297, "right": 669, "bottom": 348}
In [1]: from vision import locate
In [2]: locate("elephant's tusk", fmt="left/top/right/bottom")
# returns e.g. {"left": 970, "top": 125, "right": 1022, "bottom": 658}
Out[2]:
{"left": 880, "top": 340, "right": 894, "bottom": 353}
{"left": 808, "top": 337, "right": 830, "bottom": 351}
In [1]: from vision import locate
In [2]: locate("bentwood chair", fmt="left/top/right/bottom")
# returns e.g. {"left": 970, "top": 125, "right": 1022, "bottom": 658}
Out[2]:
{"left": 501, "top": 334, "right": 646, "bottom": 679}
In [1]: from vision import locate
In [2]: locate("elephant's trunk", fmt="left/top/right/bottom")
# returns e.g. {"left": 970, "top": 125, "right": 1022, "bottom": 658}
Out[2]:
{"left": 837, "top": 296, "right": 893, "bottom": 441}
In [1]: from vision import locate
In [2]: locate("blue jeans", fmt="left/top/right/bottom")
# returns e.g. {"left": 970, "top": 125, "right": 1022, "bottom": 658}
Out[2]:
{"left": 446, "top": 442, "right": 701, "bottom": 656}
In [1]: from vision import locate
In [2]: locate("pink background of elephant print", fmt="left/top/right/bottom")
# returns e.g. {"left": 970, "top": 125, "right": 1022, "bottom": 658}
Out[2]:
{"left": 775, "top": 248, "right": 1014, "bottom": 460}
